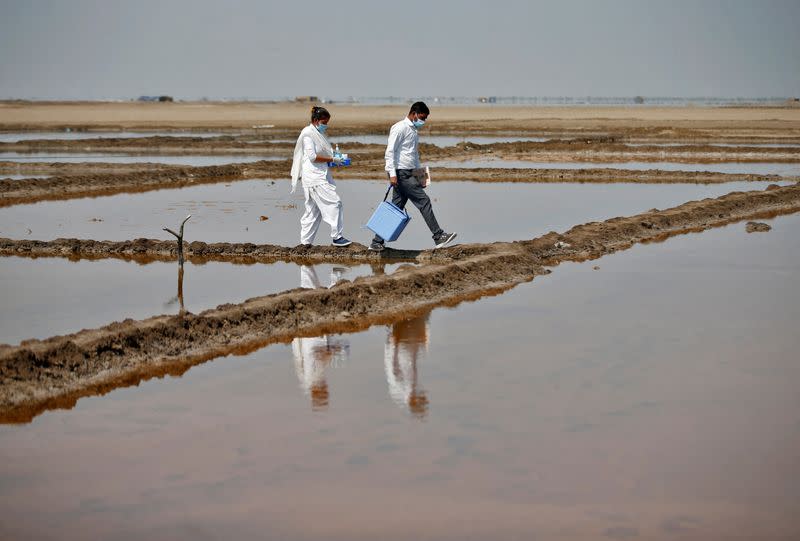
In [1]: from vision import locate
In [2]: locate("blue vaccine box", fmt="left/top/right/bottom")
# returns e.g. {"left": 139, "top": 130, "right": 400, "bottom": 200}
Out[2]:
{"left": 366, "top": 200, "right": 410, "bottom": 242}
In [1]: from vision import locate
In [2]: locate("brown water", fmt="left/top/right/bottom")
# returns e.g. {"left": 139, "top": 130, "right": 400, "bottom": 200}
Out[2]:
{"left": 0, "top": 258, "right": 405, "bottom": 345}
{"left": 1, "top": 214, "right": 798, "bottom": 540}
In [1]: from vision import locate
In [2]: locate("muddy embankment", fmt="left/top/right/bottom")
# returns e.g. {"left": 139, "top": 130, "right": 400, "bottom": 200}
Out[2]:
{"left": 0, "top": 237, "right": 430, "bottom": 265}
{"left": 1, "top": 157, "right": 792, "bottom": 208}
{"left": 3, "top": 136, "right": 799, "bottom": 163}
{"left": 1, "top": 183, "right": 799, "bottom": 423}
{"left": 0, "top": 160, "right": 286, "bottom": 207}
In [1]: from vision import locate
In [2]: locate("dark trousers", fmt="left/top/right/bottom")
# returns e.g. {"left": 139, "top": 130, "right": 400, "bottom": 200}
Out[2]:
{"left": 373, "top": 169, "right": 443, "bottom": 243}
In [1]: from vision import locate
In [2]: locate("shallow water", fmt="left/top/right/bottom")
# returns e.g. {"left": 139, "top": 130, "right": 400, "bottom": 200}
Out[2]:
{"left": 1, "top": 174, "right": 51, "bottom": 180}
{"left": 329, "top": 135, "right": 550, "bottom": 147}
{"left": 627, "top": 142, "right": 800, "bottom": 148}
{"left": 0, "top": 178, "right": 790, "bottom": 249}
{"left": 0, "top": 131, "right": 225, "bottom": 143}
{"left": 429, "top": 159, "right": 800, "bottom": 176}
{"left": 0, "top": 153, "right": 280, "bottom": 166}
{"left": 0, "top": 258, "right": 408, "bottom": 345}
{"left": 1, "top": 214, "right": 797, "bottom": 540}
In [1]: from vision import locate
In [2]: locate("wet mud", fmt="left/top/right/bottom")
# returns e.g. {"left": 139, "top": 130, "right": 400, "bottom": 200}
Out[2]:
{"left": 745, "top": 221, "right": 772, "bottom": 233}
{"left": 2, "top": 183, "right": 799, "bottom": 423}
{"left": 4, "top": 136, "right": 799, "bottom": 165}
{"left": 0, "top": 237, "right": 426, "bottom": 265}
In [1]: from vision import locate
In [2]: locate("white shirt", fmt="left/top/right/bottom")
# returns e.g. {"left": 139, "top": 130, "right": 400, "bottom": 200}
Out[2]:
{"left": 301, "top": 134, "right": 332, "bottom": 187}
{"left": 385, "top": 117, "right": 421, "bottom": 174}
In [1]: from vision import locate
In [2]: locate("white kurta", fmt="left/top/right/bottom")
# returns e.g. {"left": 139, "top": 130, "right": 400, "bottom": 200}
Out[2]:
{"left": 294, "top": 127, "right": 344, "bottom": 244}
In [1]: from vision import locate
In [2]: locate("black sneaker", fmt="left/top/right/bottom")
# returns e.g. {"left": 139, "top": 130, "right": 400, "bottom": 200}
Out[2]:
{"left": 433, "top": 231, "right": 457, "bottom": 248}
{"left": 368, "top": 240, "right": 385, "bottom": 252}
{"left": 332, "top": 236, "right": 352, "bottom": 247}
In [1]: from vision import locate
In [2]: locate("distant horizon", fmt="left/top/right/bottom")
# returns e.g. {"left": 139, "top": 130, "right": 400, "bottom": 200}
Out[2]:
{"left": 2, "top": 95, "right": 796, "bottom": 104}
{"left": 2, "top": 2, "right": 798, "bottom": 100}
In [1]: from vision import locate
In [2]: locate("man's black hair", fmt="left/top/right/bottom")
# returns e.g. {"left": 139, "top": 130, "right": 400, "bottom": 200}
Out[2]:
{"left": 409, "top": 101, "right": 430, "bottom": 115}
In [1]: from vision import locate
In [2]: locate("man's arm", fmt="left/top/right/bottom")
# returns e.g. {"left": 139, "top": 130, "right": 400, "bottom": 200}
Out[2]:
{"left": 385, "top": 126, "right": 401, "bottom": 185}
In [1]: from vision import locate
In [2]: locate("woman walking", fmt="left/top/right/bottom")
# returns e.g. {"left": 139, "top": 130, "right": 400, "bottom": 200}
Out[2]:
{"left": 290, "top": 106, "right": 351, "bottom": 247}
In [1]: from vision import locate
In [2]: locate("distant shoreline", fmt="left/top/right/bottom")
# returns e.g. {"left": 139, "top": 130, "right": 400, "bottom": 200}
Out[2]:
{"left": 1, "top": 101, "right": 799, "bottom": 134}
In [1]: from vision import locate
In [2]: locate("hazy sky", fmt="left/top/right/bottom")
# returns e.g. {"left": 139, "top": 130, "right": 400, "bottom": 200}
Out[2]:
{"left": 1, "top": 0, "right": 798, "bottom": 100}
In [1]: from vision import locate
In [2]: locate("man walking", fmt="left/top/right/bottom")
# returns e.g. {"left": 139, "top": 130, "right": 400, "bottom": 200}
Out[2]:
{"left": 369, "top": 101, "right": 456, "bottom": 251}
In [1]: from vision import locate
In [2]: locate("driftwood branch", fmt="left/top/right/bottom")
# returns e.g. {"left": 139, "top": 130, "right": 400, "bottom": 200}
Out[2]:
{"left": 163, "top": 214, "right": 191, "bottom": 265}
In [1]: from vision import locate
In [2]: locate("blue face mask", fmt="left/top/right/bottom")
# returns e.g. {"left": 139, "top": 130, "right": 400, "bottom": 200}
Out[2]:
{"left": 316, "top": 123, "right": 328, "bottom": 134}
{"left": 412, "top": 119, "right": 425, "bottom": 129}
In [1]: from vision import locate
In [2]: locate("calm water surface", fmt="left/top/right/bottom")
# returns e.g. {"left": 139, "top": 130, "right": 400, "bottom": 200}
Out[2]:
{"left": 1, "top": 214, "right": 797, "bottom": 540}
{"left": 0, "top": 131, "right": 225, "bottom": 143}
{"left": 430, "top": 159, "right": 800, "bottom": 176}
{"left": 0, "top": 179, "right": 790, "bottom": 250}
{"left": 0, "top": 259, "right": 405, "bottom": 345}
{"left": 0, "top": 153, "right": 279, "bottom": 166}
{"left": 1, "top": 174, "right": 51, "bottom": 180}
{"left": 330, "top": 135, "right": 550, "bottom": 147}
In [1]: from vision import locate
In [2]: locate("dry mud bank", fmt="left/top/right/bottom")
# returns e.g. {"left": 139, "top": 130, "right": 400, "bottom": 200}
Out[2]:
{"left": 0, "top": 159, "right": 788, "bottom": 208}
{"left": 1, "top": 183, "right": 799, "bottom": 423}
{"left": 2, "top": 102, "right": 800, "bottom": 138}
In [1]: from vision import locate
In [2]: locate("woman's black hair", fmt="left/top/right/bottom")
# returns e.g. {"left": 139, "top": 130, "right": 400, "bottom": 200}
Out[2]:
{"left": 311, "top": 106, "right": 331, "bottom": 122}
{"left": 409, "top": 101, "right": 430, "bottom": 115}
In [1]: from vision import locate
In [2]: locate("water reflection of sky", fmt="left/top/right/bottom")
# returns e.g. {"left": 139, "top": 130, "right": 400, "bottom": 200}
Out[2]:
{"left": 329, "top": 135, "right": 550, "bottom": 147}
{"left": 627, "top": 142, "right": 800, "bottom": 148}
{"left": 0, "top": 131, "right": 225, "bottom": 143}
{"left": 429, "top": 159, "right": 800, "bottom": 176}
{"left": 1, "top": 174, "right": 51, "bottom": 180}
{"left": 0, "top": 153, "right": 281, "bottom": 166}
{"left": 1, "top": 214, "right": 798, "bottom": 540}
{"left": 0, "top": 178, "right": 791, "bottom": 249}
{"left": 0, "top": 258, "right": 408, "bottom": 345}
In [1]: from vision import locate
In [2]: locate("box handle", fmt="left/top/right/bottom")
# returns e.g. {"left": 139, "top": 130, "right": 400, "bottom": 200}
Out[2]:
{"left": 383, "top": 184, "right": 409, "bottom": 216}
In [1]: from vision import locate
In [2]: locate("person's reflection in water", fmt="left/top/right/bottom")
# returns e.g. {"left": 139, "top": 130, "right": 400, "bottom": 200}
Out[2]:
{"left": 292, "top": 334, "right": 349, "bottom": 411}
{"left": 291, "top": 265, "right": 350, "bottom": 410}
{"left": 299, "top": 264, "right": 347, "bottom": 290}
{"left": 384, "top": 312, "right": 431, "bottom": 419}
